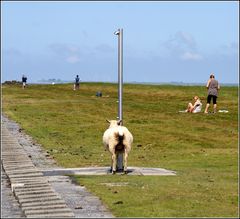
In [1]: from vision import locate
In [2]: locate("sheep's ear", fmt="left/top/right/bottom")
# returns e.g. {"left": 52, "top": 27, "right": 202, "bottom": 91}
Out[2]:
{"left": 106, "top": 119, "right": 110, "bottom": 123}
{"left": 117, "top": 120, "right": 122, "bottom": 125}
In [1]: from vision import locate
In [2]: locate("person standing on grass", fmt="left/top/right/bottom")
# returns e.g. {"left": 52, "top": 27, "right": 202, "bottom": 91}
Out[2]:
{"left": 73, "top": 75, "right": 80, "bottom": 90}
{"left": 204, "top": 73, "right": 220, "bottom": 114}
{"left": 22, "top": 74, "right": 27, "bottom": 89}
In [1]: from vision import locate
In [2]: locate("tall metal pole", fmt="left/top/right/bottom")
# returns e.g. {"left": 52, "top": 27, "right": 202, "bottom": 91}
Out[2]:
{"left": 114, "top": 28, "right": 124, "bottom": 171}
{"left": 114, "top": 28, "right": 123, "bottom": 125}
{"left": 118, "top": 28, "right": 123, "bottom": 125}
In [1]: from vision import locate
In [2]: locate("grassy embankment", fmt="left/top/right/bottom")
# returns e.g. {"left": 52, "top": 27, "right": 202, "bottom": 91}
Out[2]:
{"left": 2, "top": 83, "right": 238, "bottom": 217}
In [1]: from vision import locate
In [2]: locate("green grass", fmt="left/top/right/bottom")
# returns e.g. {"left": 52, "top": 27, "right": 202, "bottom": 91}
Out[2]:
{"left": 2, "top": 82, "right": 239, "bottom": 217}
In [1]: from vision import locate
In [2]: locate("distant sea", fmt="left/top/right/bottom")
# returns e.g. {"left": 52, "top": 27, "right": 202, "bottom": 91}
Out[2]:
{"left": 32, "top": 80, "right": 238, "bottom": 87}
{"left": 127, "top": 81, "right": 239, "bottom": 87}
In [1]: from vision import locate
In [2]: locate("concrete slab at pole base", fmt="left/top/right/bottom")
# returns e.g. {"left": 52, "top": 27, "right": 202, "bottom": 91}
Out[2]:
{"left": 42, "top": 166, "right": 176, "bottom": 176}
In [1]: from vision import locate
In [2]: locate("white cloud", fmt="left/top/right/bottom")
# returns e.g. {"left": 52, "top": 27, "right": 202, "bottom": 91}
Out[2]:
{"left": 180, "top": 51, "right": 203, "bottom": 61}
{"left": 164, "top": 31, "right": 197, "bottom": 52}
{"left": 95, "top": 44, "right": 114, "bottom": 53}
{"left": 68, "top": 46, "right": 80, "bottom": 53}
{"left": 49, "top": 43, "right": 82, "bottom": 64}
{"left": 66, "top": 55, "right": 80, "bottom": 63}
{"left": 49, "top": 43, "right": 80, "bottom": 55}
{"left": 219, "top": 42, "right": 238, "bottom": 56}
{"left": 161, "top": 31, "right": 204, "bottom": 61}
{"left": 176, "top": 31, "right": 196, "bottom": 49}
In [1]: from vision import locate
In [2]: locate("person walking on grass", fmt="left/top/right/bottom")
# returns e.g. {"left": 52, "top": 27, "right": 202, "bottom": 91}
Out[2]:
{"left": 204, "top": 73, "right": 220, "bottom": 114}
{"left": 22, "top": 74, "right": 27, "bottom": 89}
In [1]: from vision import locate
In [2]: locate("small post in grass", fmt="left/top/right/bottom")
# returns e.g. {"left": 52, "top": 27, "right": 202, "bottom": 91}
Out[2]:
{"left": 114, "top": 28, "right": 124, "bottom": 172}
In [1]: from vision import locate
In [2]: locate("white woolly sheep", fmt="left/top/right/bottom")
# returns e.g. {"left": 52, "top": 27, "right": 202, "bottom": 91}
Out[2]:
{"left": 103, "top": 119, "right": 133, "bottom": 174}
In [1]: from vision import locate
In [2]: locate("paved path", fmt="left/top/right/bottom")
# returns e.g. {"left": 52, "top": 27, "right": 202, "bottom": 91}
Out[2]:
{"left": 2, "top": 126, "right": 75, "bottom": 218}
{"left": 1, "top": 115, "right": 114, "bottom": 218}
{"left": 1, "top": 166, "right": 25, "bottom": 218}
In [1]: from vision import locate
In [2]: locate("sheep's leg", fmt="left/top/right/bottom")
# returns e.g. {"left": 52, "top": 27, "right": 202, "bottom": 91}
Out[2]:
{"left": 109, "top": 146, "right": 117, "bottom": 174}
{"left": 123, "top": 150, "right": 128, "bottom": 174}
{"left": 109, "top": 153, "right": 114, "bottom": 173}
{"left": 112, "top": 153, "right": 117, "bottom": 174}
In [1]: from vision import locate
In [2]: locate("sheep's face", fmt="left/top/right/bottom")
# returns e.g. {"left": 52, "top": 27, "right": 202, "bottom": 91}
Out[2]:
{"left": 106, "top": 119, "right": 122, "bottom": 128}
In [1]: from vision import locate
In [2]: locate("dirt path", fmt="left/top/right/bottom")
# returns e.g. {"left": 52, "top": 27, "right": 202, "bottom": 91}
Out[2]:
{"left": 1, "top": 115, "right": 114, "bottom": 218}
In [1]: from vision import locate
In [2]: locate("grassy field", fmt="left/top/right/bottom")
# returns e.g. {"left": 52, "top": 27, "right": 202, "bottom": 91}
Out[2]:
{"left": 2, "top": 82, "right": 239, "bottom": 217}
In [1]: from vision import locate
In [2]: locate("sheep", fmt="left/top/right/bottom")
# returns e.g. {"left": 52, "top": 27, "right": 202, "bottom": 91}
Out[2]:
{"left": 103, "top": 119, "right": 133, "bottom": 174}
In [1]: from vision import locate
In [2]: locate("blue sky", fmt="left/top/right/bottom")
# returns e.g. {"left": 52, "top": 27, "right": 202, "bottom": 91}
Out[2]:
{"left": 2, "top": 1, "right": 239, "bottom": 83}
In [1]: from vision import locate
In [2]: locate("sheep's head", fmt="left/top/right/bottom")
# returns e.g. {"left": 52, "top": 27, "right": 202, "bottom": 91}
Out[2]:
{"left": 106, "top": 119, "right": 122, "bottom": 128}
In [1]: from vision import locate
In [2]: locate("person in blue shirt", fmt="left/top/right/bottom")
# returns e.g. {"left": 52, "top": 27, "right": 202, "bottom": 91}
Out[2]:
{"left": 74, "top": 75, "right": 80, "bottom": 90}
{"left": 22, "top": 74, "right": 27, "bottom": 89}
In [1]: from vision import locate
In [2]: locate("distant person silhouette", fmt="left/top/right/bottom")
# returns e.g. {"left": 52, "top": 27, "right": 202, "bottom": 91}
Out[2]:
{"left": 204, "top": 73, "right": 220, "bottom": 114}
{"left": 74, "top": 75, "right": 80, "bottom": 90}
{"left": 22, "top": 75, "right": 27, "bottom": 89}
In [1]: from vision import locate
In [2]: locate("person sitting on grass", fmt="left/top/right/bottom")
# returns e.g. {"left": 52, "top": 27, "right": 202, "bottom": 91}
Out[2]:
{"left": 186, "top": 96, "right": 202, "bottom": 113}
